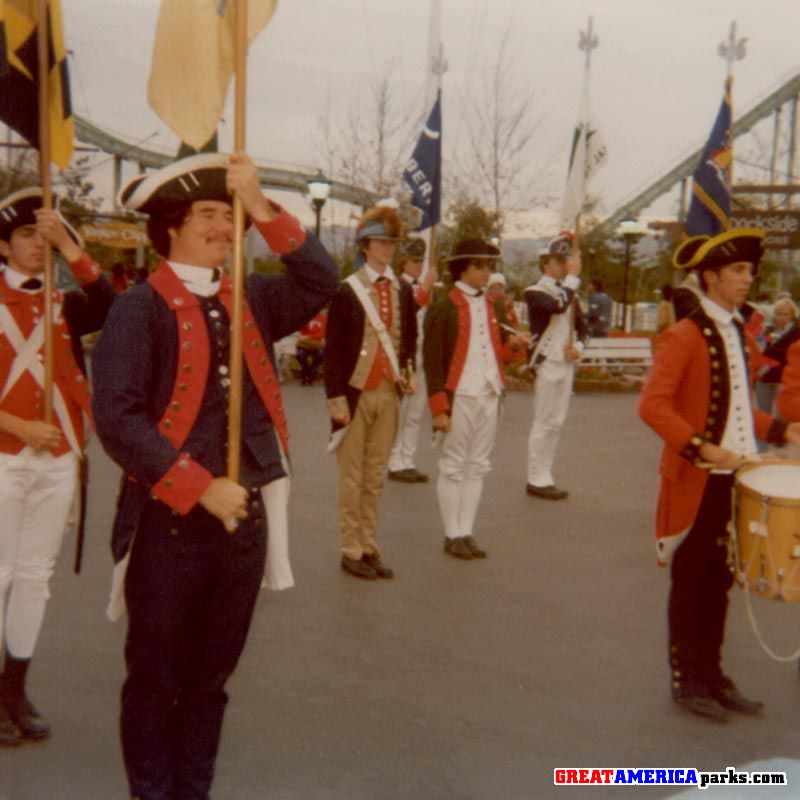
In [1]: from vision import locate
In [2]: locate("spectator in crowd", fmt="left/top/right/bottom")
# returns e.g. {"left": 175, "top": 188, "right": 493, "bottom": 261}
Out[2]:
{"left": 587, "top": 277, "right": 612, "bottom": 337}
{"left": 756, "top": 297, "right": 800, "bottom": 414}
{"left": 296, "top": 309, "right": 327, "bottom": 386}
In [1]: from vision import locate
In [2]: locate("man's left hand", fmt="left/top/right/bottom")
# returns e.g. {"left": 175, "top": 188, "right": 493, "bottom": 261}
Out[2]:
{"left": 785, "top": 422, "right": 800, "bottom": 448}
{"left": 564, "top": 345, "right": 581, "bottom": 363}
{"left": 226, "top": 152, "right": 278, "bottom": 223}
{"left": 34, "top": 208, "right": 81, "bottom": 262}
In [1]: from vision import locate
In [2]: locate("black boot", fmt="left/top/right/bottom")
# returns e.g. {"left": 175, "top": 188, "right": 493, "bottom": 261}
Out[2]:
{"left": 1, "top": 655, "right": 50, "bottom": 741}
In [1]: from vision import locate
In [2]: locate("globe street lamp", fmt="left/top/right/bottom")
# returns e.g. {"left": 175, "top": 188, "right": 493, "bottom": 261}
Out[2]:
{"left": 307, "top": 170, "right": 332, "bottom": 238}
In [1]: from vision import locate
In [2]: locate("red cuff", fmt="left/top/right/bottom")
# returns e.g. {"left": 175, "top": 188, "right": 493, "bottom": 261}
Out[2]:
{"left": 414, "top": 287, "right": 431, "bottom": 308}
{"left": 69, "top": 253, "right": 102, "bottom": 287}
{"left": 254, "top": 205, "right": 307, "bottom": 255}
{"left": 150, "top": 453, "right": 214, "bottom": 515}
{"left": 428, "top": 391, "right": 451, "bottom": 417}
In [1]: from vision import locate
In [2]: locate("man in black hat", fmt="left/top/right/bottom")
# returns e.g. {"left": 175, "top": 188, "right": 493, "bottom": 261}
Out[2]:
{"left": 388, "top": 236, "right": 437, "bottom": 484}
{"left": 324, "top": 205, "right": 417, "bottom": 579}
{"left": 0, "top": 188, "right": 114, "bottom": 746}
{"left": 639, "top": 228, "right": 800, "bottom": 722}
{"left": 91, "top": 152, "right": 338, "bottom": 798}
{"left": 424, "top": 239, "right": 524, "bottom": 560}
{"left": 524, "top": 231, "right": 588, "bottom": 500}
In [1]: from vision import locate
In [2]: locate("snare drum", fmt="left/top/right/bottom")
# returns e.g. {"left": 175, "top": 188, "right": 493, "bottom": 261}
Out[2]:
{"left": 731, "top": 460, "right": 800, "bottom": 601}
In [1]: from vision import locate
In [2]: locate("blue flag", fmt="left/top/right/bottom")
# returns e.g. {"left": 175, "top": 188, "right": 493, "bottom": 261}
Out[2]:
{"left": 403, "top": 91, "right": 442, "bottom": 231}
{"left": 684, "top": 79, "right": 732, "bottom": 237}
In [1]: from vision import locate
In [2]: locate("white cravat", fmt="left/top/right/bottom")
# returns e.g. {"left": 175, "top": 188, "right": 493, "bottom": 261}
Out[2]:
{"left": 168, "top": 262, "right": 222, "bottom": 297}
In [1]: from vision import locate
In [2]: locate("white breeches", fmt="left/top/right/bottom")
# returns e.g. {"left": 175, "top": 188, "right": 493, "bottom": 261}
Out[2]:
{"left": 388, "top": 369, "right": 428, "bottom": 472}
{"left": 437, "top": 394, "right": 499, "bottom": 539}
{"left": 0, "top": 447, "right": 77, "bottom": 658}
{"left": 526, "top": 361, "right": 574, "bottom": 487}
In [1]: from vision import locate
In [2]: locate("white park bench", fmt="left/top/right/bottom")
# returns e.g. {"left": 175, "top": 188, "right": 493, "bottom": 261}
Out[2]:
{"left": 580, "top": 336, "right": 653, "bottom": 375}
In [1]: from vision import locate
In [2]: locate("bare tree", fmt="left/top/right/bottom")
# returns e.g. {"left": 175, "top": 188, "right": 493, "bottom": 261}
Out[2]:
{"left": 453, "top": 24, "right": 551, "bottom": 236}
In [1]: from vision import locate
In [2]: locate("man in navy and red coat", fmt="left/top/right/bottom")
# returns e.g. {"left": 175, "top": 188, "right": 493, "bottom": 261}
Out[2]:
{"left": 0, "top": 188, "right": 114, "bottom": 747}
{"left": 323, "top": 205, "right": 417, "bottom": 580}
{"left": 639, "top": 228, "right": 800, "bottom": 723}
{"left": 424, "top": 239, "right": 528, "bottom": 560}
{"left": 91, "top": 152, "right": 337, "bottom": 800}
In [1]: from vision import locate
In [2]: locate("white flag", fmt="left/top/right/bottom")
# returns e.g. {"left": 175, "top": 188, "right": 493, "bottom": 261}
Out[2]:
{"left": 561, "top": 80, "right": 608, "bottom": 228}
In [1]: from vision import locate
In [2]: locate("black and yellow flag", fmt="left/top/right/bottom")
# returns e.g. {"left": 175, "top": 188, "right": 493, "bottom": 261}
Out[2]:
{"left": 0, "top": 0, "right": 74, "bottom": 169}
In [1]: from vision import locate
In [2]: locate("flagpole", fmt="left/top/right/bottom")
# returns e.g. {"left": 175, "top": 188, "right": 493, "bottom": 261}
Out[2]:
{"left": 36, "top": 0, "right": 55, "bottom": 424}
{"left": 227, "top": 0, "right": 248, "bottom": 482}
{"left": 719, "top": 21, "right": 746, "bottom": 187}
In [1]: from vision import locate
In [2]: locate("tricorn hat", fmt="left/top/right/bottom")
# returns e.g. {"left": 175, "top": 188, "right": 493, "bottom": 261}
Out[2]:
{"left": 400, "top": 236, "right": 426, "bottom": 260}
{"left": 356, "top": 205, "right": 405, "bottom": 242}
{"left": 0, "top": 187, "right": 82, "bottom": 247}
{"left": 444, "top": 238, "right": 501, "bottom": 280}
{"left": 118, "top": 153, "right": 232, "bottom": 215}
{"left": 672, "top": 228, "right": 765, "bottom": 272}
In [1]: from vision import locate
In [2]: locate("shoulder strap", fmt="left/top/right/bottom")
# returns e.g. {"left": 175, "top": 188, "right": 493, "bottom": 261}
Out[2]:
{"left": 345, "top": 273, "right": 400, "bottom": 378}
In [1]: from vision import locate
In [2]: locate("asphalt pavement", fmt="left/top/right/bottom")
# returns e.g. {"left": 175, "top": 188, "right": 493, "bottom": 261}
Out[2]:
{"left": 1, "top": 385, "right": 798, "bottom": 800}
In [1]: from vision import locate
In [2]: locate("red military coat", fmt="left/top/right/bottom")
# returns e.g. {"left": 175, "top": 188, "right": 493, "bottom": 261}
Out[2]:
{"left": 639, "top": 311, "right": 782, "bottom": 565}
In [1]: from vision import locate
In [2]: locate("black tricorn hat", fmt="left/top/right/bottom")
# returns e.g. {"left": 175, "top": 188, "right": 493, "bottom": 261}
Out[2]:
{"left": 672, "top": 228, "right": 765, "bottom": 273}
{"left": 118, "top": 153, "right": 232, "bottom": 215}
{"left": 400, "top": 236, "right": 426, "bottom": 260}
{"left": 0, "top": 187, "right": 82, "bottom": 247}
{"left": 445, "top": 238, "right": 501, "bottom": 280}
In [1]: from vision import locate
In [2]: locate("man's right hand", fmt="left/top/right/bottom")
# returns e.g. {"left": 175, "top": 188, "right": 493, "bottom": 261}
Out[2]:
{"left": 432, "top": 413, "right": 451, "bottom": 433}
{"left": 331, "top": 410, "right": 351, "bottom": 426}
{"left": 17, "top": 419, "right": 62, "bottom": 451}
{"left": 698, "top": 442, "right": 744, "bottom": 471}
{"left": 199, "top": 478, "right": 249, "bottom": 533}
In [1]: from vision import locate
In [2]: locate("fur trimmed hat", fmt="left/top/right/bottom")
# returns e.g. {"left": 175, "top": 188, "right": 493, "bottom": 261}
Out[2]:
{"left": 672, "top": 228, "right": 765, "bottom": 273}
{"left": 0, "top": 187, "right": 82, "bottom": 247}
{"left": 356, "top": 205, "right": 405, "bottom": 242}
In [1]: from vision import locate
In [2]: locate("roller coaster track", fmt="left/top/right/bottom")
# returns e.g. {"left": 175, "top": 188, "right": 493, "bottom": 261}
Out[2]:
{"left": 74, "top": 115, "right": 376, "bottom": 208}
{"left": 592, "top": 69, "right": 800, "bottom": 238}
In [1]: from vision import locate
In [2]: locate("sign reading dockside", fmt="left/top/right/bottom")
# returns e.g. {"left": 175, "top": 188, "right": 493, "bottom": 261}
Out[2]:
{"left": 730, "top": 210, "right": 800, "bottom": 250}
{"left": 78, "top": 221, "right": 149, "bottom": 249}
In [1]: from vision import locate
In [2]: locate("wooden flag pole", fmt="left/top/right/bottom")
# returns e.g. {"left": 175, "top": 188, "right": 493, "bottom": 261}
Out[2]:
{"left": 227, "top": 0, "right": 248, "bottom": 482}
{"left": 36, "top": 0, "right": 55, "bottom": 424}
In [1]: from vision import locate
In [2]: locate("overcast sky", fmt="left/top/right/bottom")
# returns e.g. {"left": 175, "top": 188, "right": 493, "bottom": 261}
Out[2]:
{"left": 61, "top": 0, "right": 800, "bottom": 230}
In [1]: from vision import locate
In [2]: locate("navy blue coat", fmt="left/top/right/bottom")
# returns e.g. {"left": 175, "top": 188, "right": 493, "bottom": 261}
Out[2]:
{"left": 92, "top": 234, "right": 338, "bottom": 561}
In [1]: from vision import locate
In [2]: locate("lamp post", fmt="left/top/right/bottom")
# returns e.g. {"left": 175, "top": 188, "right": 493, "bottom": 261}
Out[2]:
{"left": 617, "top": 217, "right": 640, "bottom": 332}
{"left": 307, "top": 170, "right": 332, "bottom": 238}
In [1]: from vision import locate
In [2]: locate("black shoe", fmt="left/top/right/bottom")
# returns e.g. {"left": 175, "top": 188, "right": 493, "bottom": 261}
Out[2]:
{"left": 0, "top": 705, "right": 22, "bottom": 747}
{"left": 711, "top": 680, "right": 764, "bottom": 716}
{"left": 463, "top": 536, "right": 487, "bottom": 558}
{"left": 388, "top": 469, "right": 419, "bottom": 484}
{"left": 673, "top": 693, "right": 729, "bottom": 723}
{"left": 444, "top": 537, "right": 473, "bottom": 560}
{"left": 8, "top": 697, "right": 50, "bottom": 740}
{"left": 526, "top": 484, "right": 568, "bottom": 500}
{"left": 340, "top": 556, "right": 377, "bottom": 580}
{"left": 409, "top": 469, "right": 429, "bottom": 483}
{"left": 362, "top": 553, "right": 394, "bottom": 579}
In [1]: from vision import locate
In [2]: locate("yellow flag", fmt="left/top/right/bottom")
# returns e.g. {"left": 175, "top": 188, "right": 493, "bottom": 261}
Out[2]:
{"left": 148, "top": 0, "right": 277, "bottom": 151}
{"left": 0, "top": 0, "right": 74, "bottom": 169}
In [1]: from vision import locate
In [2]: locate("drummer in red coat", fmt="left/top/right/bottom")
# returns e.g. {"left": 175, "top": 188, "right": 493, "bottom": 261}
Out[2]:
{"left": 0, "top": 188, "right": 114, "bottom": 746}
{"left": 639, "top": 228, "right": 800, "bottom": 722}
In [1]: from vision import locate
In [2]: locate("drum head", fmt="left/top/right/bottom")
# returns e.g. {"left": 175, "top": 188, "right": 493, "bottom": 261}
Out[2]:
{"left": 737, "top": 460, "right": 800, "bottom": 502}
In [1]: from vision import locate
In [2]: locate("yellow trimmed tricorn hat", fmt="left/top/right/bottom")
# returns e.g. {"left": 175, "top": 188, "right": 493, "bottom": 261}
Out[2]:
{"left": 672, "top": 228, "right": 765, "bottom": 273}
{"left": 0, "top": 187, "right": 82, "bottom": 247}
